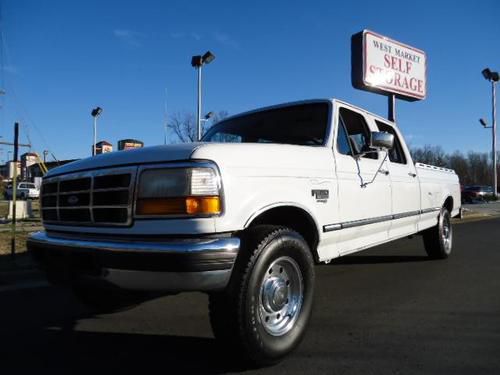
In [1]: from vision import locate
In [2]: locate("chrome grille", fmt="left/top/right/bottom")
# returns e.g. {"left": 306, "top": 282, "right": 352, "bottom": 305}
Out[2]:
{"left": 41, "top": 167, "right": 137, "bottom": 227}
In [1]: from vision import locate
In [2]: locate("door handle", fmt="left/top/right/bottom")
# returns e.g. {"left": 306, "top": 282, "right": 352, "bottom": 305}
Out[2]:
{"left": 379, "top": 169, "right": 389, "bottom": 176}
{"left": 408, "top": 172, "right": 417, "bottom": 178}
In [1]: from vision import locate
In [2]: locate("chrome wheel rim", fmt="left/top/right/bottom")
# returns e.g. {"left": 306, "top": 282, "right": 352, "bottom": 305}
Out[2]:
{"left": 258, "top": 256, "right": 303, "bottom": 336}
{"left": 442, "top": 213, "right": 452, "bottom": 253}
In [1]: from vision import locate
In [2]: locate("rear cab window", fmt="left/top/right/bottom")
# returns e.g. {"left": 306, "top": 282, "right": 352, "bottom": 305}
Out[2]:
{"left": 375, "top": 120, "right": 408, "bottom": 165}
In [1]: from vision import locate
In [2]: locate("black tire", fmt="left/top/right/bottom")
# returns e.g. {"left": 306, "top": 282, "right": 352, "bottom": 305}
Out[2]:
{"left": 423, "top": 207, "right": 452, "bottom": 259}
{"left": 209, "top": 225, "right": 315, "bottom": 366}
{"left": 72, "top": 283, "right": 145, "bottom": 314}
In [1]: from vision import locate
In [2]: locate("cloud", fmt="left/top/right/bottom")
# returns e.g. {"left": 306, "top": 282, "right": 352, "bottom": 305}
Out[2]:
{"left": 113, "top": 29, "right": 145, "bottom": 47}
{"left": 190, "top": 32, "right": 201, "bottom": 41}
{"left": 169, "top": 32, "right": 202, "bottom": 41}
{"left": 213, "top": 32, "right": 239, "bottom": 48}
{"left": 170, "top": 32, "right": 186, "bottom": 39}
{"left": 4, "top": 65, "right": 18, "bottom": 74}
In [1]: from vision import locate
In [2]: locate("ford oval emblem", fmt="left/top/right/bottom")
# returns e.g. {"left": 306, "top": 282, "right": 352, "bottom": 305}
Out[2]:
{"left": 67, "top": 195, "right": 79, "bottom": 205}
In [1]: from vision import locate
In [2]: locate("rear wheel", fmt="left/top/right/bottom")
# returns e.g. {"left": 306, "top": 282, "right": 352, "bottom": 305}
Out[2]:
{"left": 209, "top": 225, "right": 315, "bottom": 366}
{"left": 423, "top": 207, "right": 452, "bottom": 259}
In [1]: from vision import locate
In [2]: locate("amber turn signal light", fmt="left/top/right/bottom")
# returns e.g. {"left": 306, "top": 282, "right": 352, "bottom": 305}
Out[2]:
{"left": 136, "top": 196, "right": 221, "bottom": 216}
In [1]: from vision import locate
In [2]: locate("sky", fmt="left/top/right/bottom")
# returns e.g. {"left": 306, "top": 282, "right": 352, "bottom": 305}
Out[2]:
{"left": 0, "top": 0, "right": 499, "bottom": 161}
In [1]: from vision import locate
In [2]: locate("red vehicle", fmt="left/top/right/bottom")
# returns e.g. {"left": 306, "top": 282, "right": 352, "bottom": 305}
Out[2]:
{"left": 462, "top": 185, "right": 495, "bottom": 203}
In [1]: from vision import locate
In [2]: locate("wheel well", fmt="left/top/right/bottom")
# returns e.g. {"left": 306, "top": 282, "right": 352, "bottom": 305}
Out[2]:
{"left": 246, "top": 206, "right": 320, "bottom": 261}
{"left": 443, "top": 196, "right": 453, "bottom": 213}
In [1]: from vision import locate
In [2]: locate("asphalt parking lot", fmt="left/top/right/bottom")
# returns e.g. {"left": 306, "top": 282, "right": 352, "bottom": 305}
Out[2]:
{"left": 0, "top": 217, "right": 499, "bottom": 374}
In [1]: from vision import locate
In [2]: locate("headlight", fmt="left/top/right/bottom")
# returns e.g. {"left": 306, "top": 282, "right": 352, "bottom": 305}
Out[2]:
{"left": 135, "top": 167, "right": 221, "bottom": 217}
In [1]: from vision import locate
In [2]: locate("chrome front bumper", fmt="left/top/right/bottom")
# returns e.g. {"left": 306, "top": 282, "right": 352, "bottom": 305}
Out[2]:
{"left": 27, "top": 231, "right": 240, "bottom": 293}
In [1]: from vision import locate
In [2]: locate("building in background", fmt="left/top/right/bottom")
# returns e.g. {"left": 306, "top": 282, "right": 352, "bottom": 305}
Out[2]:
{"left": 27, "top": 159, "right": 79, "bottom": 180}
{"left": 0, "top": 161, "right": 21, "bottom": 180}
{"left": 93, "top": 141, "right": 113, "bottom": 155}
{"left": 118, "top": 139, "right": 144, "bottom": 151}
{"left": 21, "top": 152, "right": 39, "bottom": 181}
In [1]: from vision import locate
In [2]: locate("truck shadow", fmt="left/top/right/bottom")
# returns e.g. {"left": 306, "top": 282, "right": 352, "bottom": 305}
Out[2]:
{"left": 0, "top": 284, "right": 250, "bottom": 374}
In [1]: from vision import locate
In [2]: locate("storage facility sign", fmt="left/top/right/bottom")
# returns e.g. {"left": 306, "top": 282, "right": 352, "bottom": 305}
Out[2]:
{"left": 351, "top": 30, "right": 427, "bottom": 101}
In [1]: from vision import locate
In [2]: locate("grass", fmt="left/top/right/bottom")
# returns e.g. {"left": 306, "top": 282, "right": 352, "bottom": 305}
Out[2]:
{"left": 0, "top": 199, "right": 41, "bottom": 256}
{"left": 0, "top": 231, "right": 35, "bottom": 255}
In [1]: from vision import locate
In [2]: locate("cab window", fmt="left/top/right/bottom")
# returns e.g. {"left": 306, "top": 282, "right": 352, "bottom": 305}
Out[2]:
{"left": 375, "top": 120, "right": 407, "bottom": 164}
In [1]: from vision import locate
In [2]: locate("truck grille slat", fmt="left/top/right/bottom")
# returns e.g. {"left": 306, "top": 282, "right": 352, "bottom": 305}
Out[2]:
{"left": 41, "top": 167, "right": 136, "bottom": 227}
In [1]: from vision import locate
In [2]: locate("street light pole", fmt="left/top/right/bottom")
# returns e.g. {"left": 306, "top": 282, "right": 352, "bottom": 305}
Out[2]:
{"left": 191, "top": 51, "right": 215, "bottom": 141}
{"left": 93, "top": 116, "right": 97, "bottom": 156}
{"left": 197, "top": 65, "right": 202, "bottom": 141}
{"left": 492, "top": 78, "right": 497, "bottom": 198}
{"left": 91, "top": 107, "right": 103, "bottom": 156}
{"left": 482, "top": 68, "right": 499, "bottom": 198}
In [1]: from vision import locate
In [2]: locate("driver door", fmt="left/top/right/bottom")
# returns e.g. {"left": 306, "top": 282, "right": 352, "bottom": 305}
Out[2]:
{"left": 333, "top": 104, "right": 392, "bottom": 254}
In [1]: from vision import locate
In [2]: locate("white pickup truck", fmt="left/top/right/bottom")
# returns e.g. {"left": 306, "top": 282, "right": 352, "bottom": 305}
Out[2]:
{"left": 28, "top": 99, "right": 460, "bottom": 366}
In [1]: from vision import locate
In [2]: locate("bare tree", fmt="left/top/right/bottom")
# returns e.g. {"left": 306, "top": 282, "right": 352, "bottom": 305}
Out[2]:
{"left": 411, "top": 145, "right": 499, "bottom": 189}
{"left": 167, "top": 110, "right": 229, "bottom": 143}
{"left": 168, "top": 112, "right": 197, "bottom": 143}
{"left": 448, "top": 151, "right": 471, "bottom": 184}
{"left": 410, "top": 145, "right": 448, "bottom": 167}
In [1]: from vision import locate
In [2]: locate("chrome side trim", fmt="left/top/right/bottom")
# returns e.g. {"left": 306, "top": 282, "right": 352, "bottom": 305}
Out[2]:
{"left": 323, "top": 208, "right": 440, "bottom": 233}
{"left": 393, "top": 210, "right": 421, "bottom": 220}
{"left": 341, "top": 215, "right": 394, "bottom": 229}
{"left": 421, "top": 207, "right": 441, "bottom": 214}
{"left": 28, "top": 231, "right": 240, "bottom": 254}
{"left": 323, "top": 223, "right": 341, "bottom": 232}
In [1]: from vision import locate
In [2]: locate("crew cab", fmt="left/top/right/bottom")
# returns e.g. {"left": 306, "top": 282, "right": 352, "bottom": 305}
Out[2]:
{"left": 28, "top": 99, "right": 460, "bottom": 366}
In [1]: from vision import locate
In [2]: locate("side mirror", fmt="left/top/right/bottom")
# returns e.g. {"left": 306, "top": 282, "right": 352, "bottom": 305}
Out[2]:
{"left": 370, "top": 131, "right": 394, "bottom": 151}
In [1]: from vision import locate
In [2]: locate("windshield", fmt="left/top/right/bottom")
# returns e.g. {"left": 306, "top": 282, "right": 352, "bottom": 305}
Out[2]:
{"left": 202, "top": 102, "right": 329, "bottom": 146}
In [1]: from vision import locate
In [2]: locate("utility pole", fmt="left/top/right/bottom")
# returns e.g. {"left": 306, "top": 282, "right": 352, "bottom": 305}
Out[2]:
{"left": 0, "top": 123, "right": 32, "bottom": 258}
{"left": 10, "top": 122, "right": 19, "bottom": 258}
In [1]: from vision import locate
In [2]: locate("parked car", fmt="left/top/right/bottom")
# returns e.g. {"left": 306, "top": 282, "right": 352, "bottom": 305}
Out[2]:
{"left": 5, "top": 182, "right": 40, "bottom": 200}
{"left": 462, "top": 185, "right": 494, "bottom": 203}
{"left": 28, "top": 98, "right": 461, "bottom": 366}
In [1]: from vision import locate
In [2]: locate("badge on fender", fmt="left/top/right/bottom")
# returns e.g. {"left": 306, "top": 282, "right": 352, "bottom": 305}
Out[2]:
{"left": 311, "top": 189, "right": 329, "bottom": 203}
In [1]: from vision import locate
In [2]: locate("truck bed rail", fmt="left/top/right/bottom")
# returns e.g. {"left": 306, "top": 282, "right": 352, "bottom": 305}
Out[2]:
{"left": 415, "top": 162, "right": 455, "bottom": 174}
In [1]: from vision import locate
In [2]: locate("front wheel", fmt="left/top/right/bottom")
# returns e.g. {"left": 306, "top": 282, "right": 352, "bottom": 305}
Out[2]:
{"left": 209, "top": 225, "right": 315, "bottom": 366}
{"left": 423, "top": 207, "right": 452, "bottom": 259}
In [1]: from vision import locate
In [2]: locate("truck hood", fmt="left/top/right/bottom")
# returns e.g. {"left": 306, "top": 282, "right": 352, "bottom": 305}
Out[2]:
{"left": 47, "top": 142, "right": 332, "bottom": 177}
{"left": 46, "top": 143, "right": 203, "bottom": 177}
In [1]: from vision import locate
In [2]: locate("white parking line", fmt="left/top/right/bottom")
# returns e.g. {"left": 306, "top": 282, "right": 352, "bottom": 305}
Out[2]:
{"left": 0, "top": 280, "right": 50, "bottom": 293}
